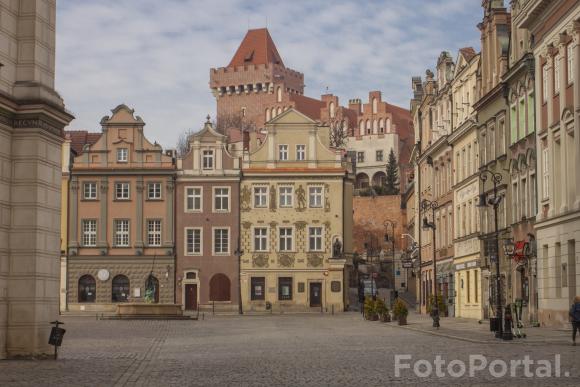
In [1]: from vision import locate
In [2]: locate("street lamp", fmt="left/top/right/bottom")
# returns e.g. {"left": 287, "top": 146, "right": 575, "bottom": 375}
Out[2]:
{"left": 477, "top": 168, "right": 511, "bottom": 340}
{"left": 421, "top": 198, "right": 440, "bottom": 328}
{"left": 364, "top": 233, "right": 379, "bottom": 300}
{"left": 383, "top": 220, "right": 396, "bottom": 292}
{"left": 401, "top": 234, "right": 418, "bottom": 293}
{"left": 234, "top": 237, "right": 244, "bottom": 315}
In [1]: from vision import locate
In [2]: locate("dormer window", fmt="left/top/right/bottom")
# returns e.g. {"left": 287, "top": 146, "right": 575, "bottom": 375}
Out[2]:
{"left": 117, "top": 148, "right": 128, "bottom": 163}
{"left": 202, "top": 150, "right": 214, "bottom": 170}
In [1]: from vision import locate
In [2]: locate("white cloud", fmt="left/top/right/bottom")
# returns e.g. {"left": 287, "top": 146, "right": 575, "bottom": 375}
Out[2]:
{"left": 56, "top": 0, "right": 482, "bottom": 148}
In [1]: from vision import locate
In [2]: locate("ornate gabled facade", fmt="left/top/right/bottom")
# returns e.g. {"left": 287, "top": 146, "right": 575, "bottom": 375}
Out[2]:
{"left": 519, "top": 0, "right": 580, "bottom": 327}
{"left": 239, "top": 109, "right": 354, "bottom": 312}
{"left": 474, "top": 0, "right": 511, "bottom": 321}
{"left": 0, "top": 0, "right": 74, "bottom": 359}
{"left": 175, "top": 118, "right": 241, "bottom": 313}
{"left": 66, "top": 105, "right": 176, "bottom": 312}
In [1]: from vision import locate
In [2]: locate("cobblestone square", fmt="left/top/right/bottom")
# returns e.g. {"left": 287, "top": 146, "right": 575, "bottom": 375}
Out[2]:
{"left": 1, "top": 313, "right": 579, "bottom": 386}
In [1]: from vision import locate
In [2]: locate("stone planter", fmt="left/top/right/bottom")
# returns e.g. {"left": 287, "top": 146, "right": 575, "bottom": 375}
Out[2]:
{"left": 398, "top": 315, "right": 408, "bottom": 325}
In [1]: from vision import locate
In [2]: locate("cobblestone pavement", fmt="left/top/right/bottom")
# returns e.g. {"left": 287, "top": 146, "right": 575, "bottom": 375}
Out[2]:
{"left": 1, "top": 313, "right": 579, "bottom": 386}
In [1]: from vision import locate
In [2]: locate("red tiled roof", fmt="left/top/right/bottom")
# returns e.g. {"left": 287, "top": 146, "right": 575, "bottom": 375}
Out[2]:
{"left": 228, "top": 28, "right": 285, "bottom": 68}
{"left": 459, "top": 47, "right": 477, "bottom": 62}
{"left": 66, "top": 130, "right": 101, "bottom": 155}
{"left": 290, "top": 94, "right": 324, "bottom": 120}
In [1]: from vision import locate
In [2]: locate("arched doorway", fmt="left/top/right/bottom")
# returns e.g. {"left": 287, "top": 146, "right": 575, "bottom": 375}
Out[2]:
{"left": 78, "top": 274, "right": 96, "bottom": 303}
{"left": 145, "top": 274, "right": 160, "bottom": 303}
{"left": 373, "top": 171, "right": 387, "bottom": 187}
{"left": 355, "top": 173, "right": 369, "bottom": 189}
{"left": 112, "top": 275, "right": 130, "bottom": 302}
{"left": 209, "top": 273, "right": 231, "bottom": 301}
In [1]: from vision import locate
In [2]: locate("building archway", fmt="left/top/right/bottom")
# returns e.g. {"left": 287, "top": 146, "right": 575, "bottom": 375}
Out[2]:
{"left": 112, "top": 275, "right": 130, "bottom": 303}
{"left": 78, "top": 274, "right": 96, "bottom": 303}
{"left": 372, "top": 171, "right": 387, "bottom": 187}
{"left": 209, "top": 273, "right": 231, "bottom": 301}
{"left": 355, "top": 173, "right": 370, "bottom": 189}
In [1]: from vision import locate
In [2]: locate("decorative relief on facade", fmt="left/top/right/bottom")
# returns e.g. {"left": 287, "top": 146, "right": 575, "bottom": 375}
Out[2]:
{"left": 296, "top": 185, "right": 306, "bottom": 211}
{"left": 278, "top": 253, "right": 295, "bottom": 267}
{"left": 241, "top": 185, "right": 251, "bottom": 211}
{"left": 324, "top": 184, "right": 331, "bottom": 212}
{"left": 242, "top": 221, "right": 252, "bottom": 229}
{"left": 269, "top": 185, "right": 276, "bottom": 211}
{"left": 307, "top": 253, "right": 323, "bottom": 267}
{"left": 252, "top": 253, "right": 269, "bottom": 268}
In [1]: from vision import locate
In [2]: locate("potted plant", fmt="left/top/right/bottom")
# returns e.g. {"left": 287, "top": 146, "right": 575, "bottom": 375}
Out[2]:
{"left": 364, "top": 297, "right": 378, "bottom": 320}
{"left": 393, "top": 299, "right": 408, "bottom": 325}
{"left": 375, "top": 298, "right": 390, "bottom": 322}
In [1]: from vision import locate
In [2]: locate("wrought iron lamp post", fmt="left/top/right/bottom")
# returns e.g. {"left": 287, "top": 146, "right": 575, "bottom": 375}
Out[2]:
{"left": 383, "top": 220, "right": 396, "bottom": 291}
{"left": 421, "top": 199, "right": 440, "bottom": 328}
{"left": 476, "top": 168, "right": 511, "bottom": 340}
{"left": 364, "top": 233, "right": 379, "bottom": 300}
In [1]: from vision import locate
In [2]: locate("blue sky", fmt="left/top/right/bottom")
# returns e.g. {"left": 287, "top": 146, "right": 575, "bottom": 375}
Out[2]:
{"left": 56, "top": 0, "right": 483, "bottom": 148}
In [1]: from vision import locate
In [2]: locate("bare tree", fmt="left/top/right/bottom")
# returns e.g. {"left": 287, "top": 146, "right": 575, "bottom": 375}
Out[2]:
{"left": 215, "top": 111, "right": 256, "bottom": 134}
{"left": 175, "top": 128, "right": 195, "bottom": 158}
{"left": 328, "top": 117, "right": 348, "bottom": 148}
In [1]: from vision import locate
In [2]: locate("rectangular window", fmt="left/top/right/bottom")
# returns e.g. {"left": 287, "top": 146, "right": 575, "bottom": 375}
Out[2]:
{"left": 518, "top": 99, "right": 525, "bottom": 140}
{"left": 213, "top": 228, "right": 229, "bottom": 254}
{"left": 512, "top": 182, "right": 519, "bottom": 223}
{"left": 279, "top": 186, "right": 293, "bottom": 208}
{"left": 114, "top": 220, "right": 130, "bottom": 247}
{"left": 527, "top": 93, "right": 535, "bottom": 134}
{"left": 542, "top": 148, "right": 549, "bottom": 199}
{"left": 467, "top": 270, "right": 471, "bottom": 303}
{"left": 309, "top": 186, "right": 323, "bottom": 208}
{"left": 278, "top": 277, "right": 293, "bottom": 301}
{"left": 82, "top": 219, "right": 97, "bottom": 247}
{"left": 115, "top": 182, "right": 130, "bottom": 200}
{"left": 474, "top": 270, "right": 478, "bottom": 303}
{"left": 185, "top": 228, "right": 201, "bottom": 255}
{"left": 253, "top": 186, "right": 267, "bottom": 208}
{"left": 498, "top": 119, "right": 505, "bottom": 155}
{"left": 376, "top": 150, "right": 383, "bottom": 162}
{"left": 530, "top": 173, "right": 537, "bottom": 217}
{"left": 202, "top": 150, "right": 214, "bottom": 169}
{"left": 83, "top": 182, "right": 97, "bottom": 200}
{"left": 253, "top": 227, "right": 268, "bottom": 251}
{"left": 186, "top": 187, "right": 202, "bottom": 211}
{"left": 521, "top": 178, "right": 527, "bottom": 219}
{"left": 542, "top": 65, "right": 548, "bottom": 102}
{"left": 279, "top": 227, "right": 293, "bottom": 251}
{"left": 148, "top": 182, "right": 162, "bottom": 200}
{"left": 117, "top": 148, "right": 128, "bottom": 162}
{"left": 251, "top": 277, "right": 265, "bottom": 300}
{"left": 147, "top": 220, "right": 161, "bottom": 246}
{"left": 489, "top": 127, "right": 495, "bottom": 160}
{"left": 296, "top": 144, "right": 305, "bottom": 161}
{"left": 510, "top": 105, "right": 517, "bottom": 144}
{"left": 309, "top": 227, "right": 323, "bottom": 251}
{"left": 567, "top": 44, "right": 574, "bottom": 84}
{"left": 357, "top": 152, "right": 365, "bottom": 163}
{"left": 279, "top": 145, "right": 288, "bottom": 160}
{"left": 554, "top": 55, "right": 561, "bottom": 94}
{"left": 214, "top": 187, "right": 229, "bottom": 212}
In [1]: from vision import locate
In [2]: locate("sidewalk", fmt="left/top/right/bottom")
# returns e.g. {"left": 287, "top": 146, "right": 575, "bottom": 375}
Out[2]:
{"left": 385, "top": 311, "right": 573, "bottom": 345}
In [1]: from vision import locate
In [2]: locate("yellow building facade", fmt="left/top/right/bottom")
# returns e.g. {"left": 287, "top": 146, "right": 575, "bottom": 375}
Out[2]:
{"left": 240, "top": 109, "right": 353, "bottom": 312}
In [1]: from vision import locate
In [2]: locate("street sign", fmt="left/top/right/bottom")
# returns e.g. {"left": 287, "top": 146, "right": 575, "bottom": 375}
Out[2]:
{"left": 402, "top": 260, "right": 413, "bottom": 268}
{"left": 49, "top": 327, "right": 65, "bottom": 347}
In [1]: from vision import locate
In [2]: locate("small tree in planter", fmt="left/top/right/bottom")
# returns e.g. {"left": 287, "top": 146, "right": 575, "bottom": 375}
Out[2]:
{"left": 375, "top": 299, "right": 390, "bottom": 322}
{"left": 364, "top": 297, "right": 378, "bottom": 321}
{"left": 393, "top": 299, "right": 408, "bottom": 325}
{"left": 426, "top": 294, "right": 447, "bottom": 317}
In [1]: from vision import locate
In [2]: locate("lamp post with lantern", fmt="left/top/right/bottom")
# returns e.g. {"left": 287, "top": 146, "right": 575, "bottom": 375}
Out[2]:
{"left": 421, "top": 198, "right": 440, "bottom": 328}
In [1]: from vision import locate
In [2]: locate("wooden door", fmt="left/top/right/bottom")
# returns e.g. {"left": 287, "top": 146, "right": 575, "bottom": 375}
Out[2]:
{"left": 185, "top": 284, "right": 198, "bottom": 310}
{"left": 309, "top": 282, "right": 322, "bottom": 307}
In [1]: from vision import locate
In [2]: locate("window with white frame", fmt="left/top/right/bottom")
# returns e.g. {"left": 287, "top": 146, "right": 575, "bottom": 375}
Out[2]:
{"left": 512, "top": 181, "right": 519, "bottom": 223}
{"left": 357, "top": 152, "right": 365, "bottom": 163}
{"left": 376, "top": 150, "right": 383, "bottom": 162}
{"left": 567, "top": 44, "right": 574, "bottom": 84}
{"left": 253, "top": 227, "right": 268, "bottom": 251}
{"left": 83, "top": 182, "right": 97, "bottom": 200}
{"left": 148, "top": 182, "right": 161, "bottom": 200}
{"left": 279, "top": 186, "right": 293, "bottom": 207}
{"left": 498, "top": 118, "right": 505, "bottom": 154}
{"left": 115, "top": 182, "right": 130, "bottom": 200}
{"left": 185, "top": 228, "right": 201, "bottom": 255}
{"left": 527, "top": 92, "right": 535, "bottom": 133}
{"left": 253, "top": 186, "right": 267, "bottom": 208}
{"left": 114, "top": 220, "right": 130, "bottom": 247}
{"left": 186, "top": 187, "right": 202, "bottom": 211}
{"left": 510, "top": 104, "right": 517, "bottom": 144}
{"left": 309, "top": 227, "right": 323, "bottom": 251}
{"left": 296, "top": 145, "right": 305, "bottom": 161}
{"left": 202, "top": 150, "right": 214, "bottom": 169}
{"left": 213, "top": 228, "right": 229, "bottom": 254}
{"left": 542, "top": 64, "right": 548, "bottom": 102}
{"left": 521, "top": 177, "right": 528, "bottom": 219}
{"left": 82, "top": 219, "right": 97, "bottom": 247}
{"left": 554, "top": 54, "right": 561, "bottom": 94}
{"left": 147, "top": 220, "right": 161, "bottom": 246}
{"left": 279, "top": 228, "right": 293, "bottom": 251}
{"left": 489, "top": 126, "right": 496, "bottom": 160}
{"left": 117, "top": 148, "right": 128, "bottom": 162}
{"left": 279, "top": 145, "right": 288, "bottom": 160}
{"left": 214, "top": 187, "right": 229, "bottom": 212}
{"left": 309, "top": 186, "right": 323, "bottom": 208}
{"left": 530, "top": 173, "right": 537, "bottom": 216}
{"left": 542, "top": 147, "right": 549, "bottom": 199}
